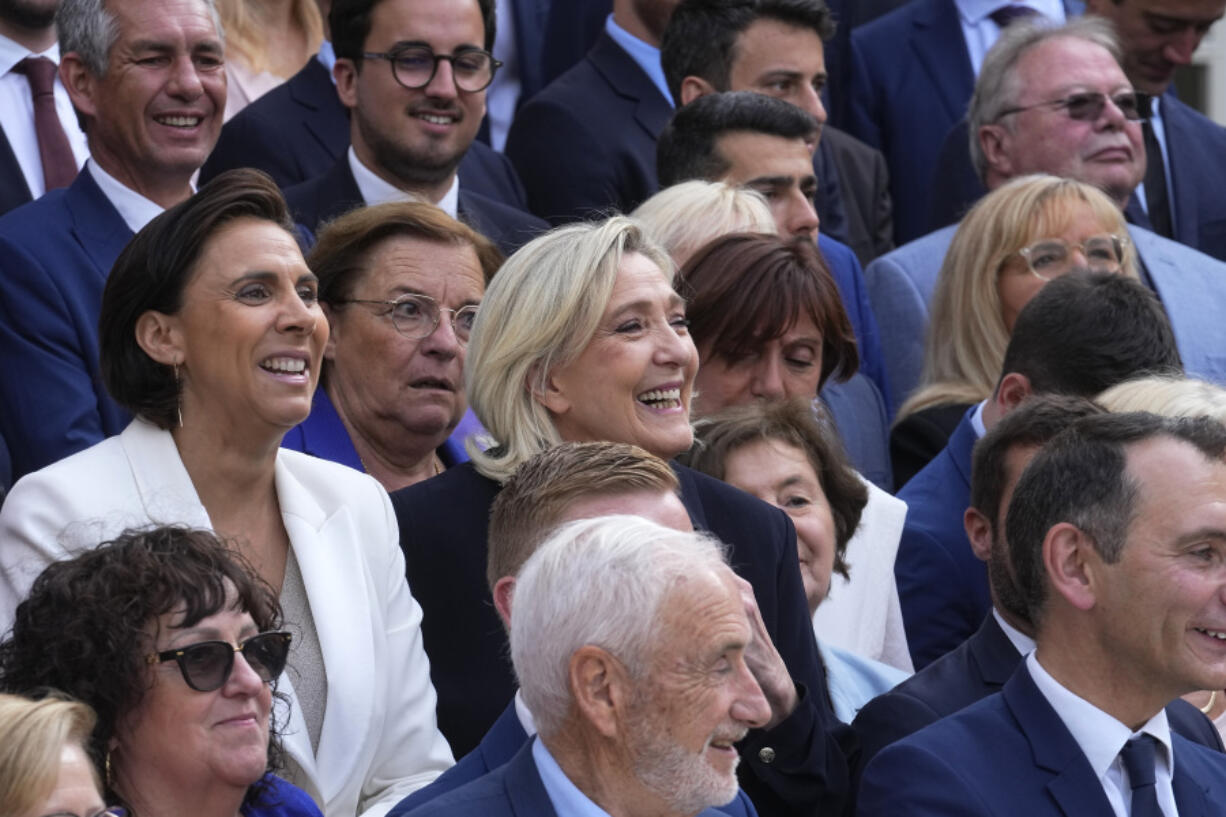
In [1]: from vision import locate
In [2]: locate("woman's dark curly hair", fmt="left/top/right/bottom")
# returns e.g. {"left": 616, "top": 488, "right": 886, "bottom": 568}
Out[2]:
{"left": 0, "top": 526, "right": 285, "bottom": 811}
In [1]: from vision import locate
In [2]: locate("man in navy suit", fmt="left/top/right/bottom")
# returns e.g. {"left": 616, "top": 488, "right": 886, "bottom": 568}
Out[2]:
{"left": 845, "top": 0, "right": 1081, "bottom": 244}
{"left": 390, "top": 443, "right": 759, "bottom": 817}
{"left": 198, "top": 4, "right": 528, "bottom": 210}
{"left": 281, "top": 0, "right": 546, "bottom": 255}
{"left": 860, "top": 411, "right": 1226, "bottom": 815}
{"left": 895, "top": 272, "right": 1184, "bottom": 669}
{"left": 855, "top": 395, "right": 1224, "bottom": 770}
{"left": 1085, "top": 0, "right": 1226, "bottom": 261}
{"left": 865, "top": 18, "right": 1226, "bottom": 418}
{"left": 656, "top": 91, "right": 893, "bottom": 488}
{"left": 0, "top": 0, "right": 225, "bottom": 481}
{"left": 403, "top": 514, "right": 770, "bottom": 817}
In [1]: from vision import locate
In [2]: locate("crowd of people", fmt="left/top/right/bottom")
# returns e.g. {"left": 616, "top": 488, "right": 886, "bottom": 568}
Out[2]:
{"left": 1, "top": 0, "right": 1226, "bottom": 816}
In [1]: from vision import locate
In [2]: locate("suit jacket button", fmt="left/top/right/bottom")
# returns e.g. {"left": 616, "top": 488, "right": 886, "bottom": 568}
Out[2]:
{"left": 758, "top": 747, "right": 776, "bottom": 764}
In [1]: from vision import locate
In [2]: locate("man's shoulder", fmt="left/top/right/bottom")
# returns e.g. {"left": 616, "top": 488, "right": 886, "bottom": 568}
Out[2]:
{"left": 852, "top": 0, "right": 945, "bottom": 47}
{"left": 0, "top": 185, "right": 77, "bottom": 244}
{"left": 867, "top": 225, "right": 956, "bottom": 282}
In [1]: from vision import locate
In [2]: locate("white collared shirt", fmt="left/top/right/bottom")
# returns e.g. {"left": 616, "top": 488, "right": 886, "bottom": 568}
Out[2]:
{"left": 1027, "top": 652, "right": 1177, "bottom": 817}
{"left": 992, "top": 607, "right": 1035, "bottom": 656}
{"left": 955, "top": 0, "right": 1066, "bottom": 76}
{"left": 533, "top": 736, "right": 616, "bottom": 817}
{"left": 0, "top": 34, "right": 90, "bottom": 198}
{"left": 346, "top": 145, "right": 460, "bottom": 218}
{"left": 970, "top": 398, "right": 989, "bottom": 439}
{"left": 603, "top": 13, "right": 674, "bottom": 107}
{"left": 86, "top": 159, "right": 166, "bottom": 233}
{"left": 514, "top": 688, "right": 539, "bottom": 737}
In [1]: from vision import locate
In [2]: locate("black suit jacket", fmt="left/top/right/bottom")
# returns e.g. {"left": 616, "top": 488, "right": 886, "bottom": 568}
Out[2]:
{"left": 282, "top": 156, "right": 547, "bottom": 256}
{"left": 0, "top": 127, "right": 34, "bottom": 218}
{"left": 505, "top": 31, "right": 672, "bottom": 224}
{"left": 852, "top": 613, "right": 1224, "bottom": 777}
{"left": 822, "top": 127, "right": 895, "bottom": 265}
{"left": 390, "top": 460, "right": 854, "bottom": 817}
{"left": 200, "top": 55, "right": 529, "bottom": 210}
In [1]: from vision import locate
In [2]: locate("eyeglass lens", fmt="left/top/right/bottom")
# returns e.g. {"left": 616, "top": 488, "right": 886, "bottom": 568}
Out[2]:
{"left": 390, "top": 295, "right": 479, "bottom": 341}
{"left": 174, "top": 632, "right": 291, "bottom": 692}
{"left": 1064, "top": 91, "right": 1144, "bottom": 121}
{"left": 1024, "top": 236, "right": 1123, "bottom": 277}
{"left": 391, "top": 46, "right": 495, "bottom": 92}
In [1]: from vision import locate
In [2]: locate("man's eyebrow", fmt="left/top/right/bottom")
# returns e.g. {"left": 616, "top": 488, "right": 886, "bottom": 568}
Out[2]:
{"left": 745, "top": 175, "right": 793, "bottom": 188}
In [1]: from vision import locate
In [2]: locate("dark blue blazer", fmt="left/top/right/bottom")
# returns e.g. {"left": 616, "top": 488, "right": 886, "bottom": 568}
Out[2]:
{"left": 505, "top": 30, "right": 671, "bottom": 224}
{"left": 390, "top": 702, "right": 760, "bottom": 817}
{"left": 390, "top": 460, "right": 853, "bottom": 817}
{"left": 821, "top": 374, "right": 893, "bottom": 492}
{"left": 857, "top": 660, "right": 1226, "bottom": 816}
{"left": 0, "top": 432, "right": 11, "bottom": 504}
{"left": 400, "top": 739, "right": 744, "bottom": 817}
{"left": 894, "top": 408, "right": 989, "bottom": 669}
{"left": 0, "top": 168, "right": 133, "bottom": 482}
{"left": 1151, "top": 93, "right": 1226, "bottom": 263}
{"left": 0, "top": 126, "right": 34, "bottom": 218}
{"left": 282, "top": 155, "right": 547, "bottom": 256}
{"left": 853, "top": 613, "right": 1224, "bottom": 775}
{"left": 199, "top": 55, "right": 529, "bottom": 210}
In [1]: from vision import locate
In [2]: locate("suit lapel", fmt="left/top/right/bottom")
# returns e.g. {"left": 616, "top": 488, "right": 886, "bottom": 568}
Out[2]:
{"left": 64, "top": 167, "right": 136, "bottom": 284}
{"left": 504, "top": 741, "right": 560, "bottom": 817}
{"left": 947, "top": 410, "right": 978, "bottom": 489}
{"left": 482, "top": 701, "right": 531, "bottom": 771}
{"left": 1003, "top": 667, "right": 1117, "bottom": 817}
{"left": 1172, "top": 757, "right": 1210, "bottom": 817}
{"left": 1158, "top": 94, "right": 1201, "bottom": 252}
{"left": 908, "top": 0, "right": 975, "bottom": 121}
{"left": 275, "top": 455, "right": 376, "bottom": 804}
{"left": 119, "top": 419, "right": 212, "bottom": 528}
{"left": 967, "top": 614, "right": 1023, "bottom": 688}
{"left": 0, "top": 125, "right": 33, "bottom": 215}
{"left": 288, "top": 58, "right": 349, "bottom": 161}
{"left": 586, "top": 32, "right": 673, "bottom": 142}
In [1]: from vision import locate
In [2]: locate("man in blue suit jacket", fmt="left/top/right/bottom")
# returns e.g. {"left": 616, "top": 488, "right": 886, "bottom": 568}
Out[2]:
{"left": 281, "top": 0, "right": 546, "bottom": 254}
{"left": 896, "top": 272, "right": 1185, "bottom": 668}
{"left": 845, "top": 0, "right": 1082, "bottom": 244}
{"left": 0, "top": 0, "right": 226, "bottom": 482}
{"left": 865, "top": 18, "right": 1226, "bottom": 417}
{"left": 862, "top": 412, "right": 1226, "bottom": 815}
{"left": 857, "top": 396, "right": 1221, "bottom": 771}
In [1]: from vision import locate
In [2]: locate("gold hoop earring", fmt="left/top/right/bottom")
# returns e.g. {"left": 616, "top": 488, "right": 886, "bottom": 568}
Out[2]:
{"left": 105, "top": 748, "right": 113, "bottom": 788}
{"left": 173, "top": 363, "right": 183, "bottom": 428}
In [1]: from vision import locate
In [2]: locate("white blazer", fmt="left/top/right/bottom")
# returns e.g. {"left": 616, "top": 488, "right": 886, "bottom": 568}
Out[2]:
{"left": 0, "top": 419, "right": 454, "bottom": 817}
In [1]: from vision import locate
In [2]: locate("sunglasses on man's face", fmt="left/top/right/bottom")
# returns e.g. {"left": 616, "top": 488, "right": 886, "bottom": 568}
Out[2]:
{"left": 146, "top": 631, "right": 292, "bottom": 692}
{"left": 995, "top": 90, "right": 1150, "bottom": 123}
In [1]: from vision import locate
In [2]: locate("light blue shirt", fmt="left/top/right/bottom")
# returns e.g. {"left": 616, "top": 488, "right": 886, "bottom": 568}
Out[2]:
{"left": 532, "top": 737, "right": 615, "bottom": 817}
{"left": 819, "top": 641, "right": 911, "bottom": 722}
{"left": 1134, "top": 95, "right": 1176, "bottom": 233}
{"left": 317, "top": 39, "right": 337, "bottom": 80}
{"left": 604, "top": 14, "right": 675, "bottom": 107}
{"left": 955, "top": 0, "right": 1066, "bottom": 76}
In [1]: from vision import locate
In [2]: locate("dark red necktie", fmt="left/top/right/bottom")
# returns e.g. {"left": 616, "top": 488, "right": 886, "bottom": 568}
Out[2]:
{"left": 13, "top": 56, "right": 78, "bottom": 191}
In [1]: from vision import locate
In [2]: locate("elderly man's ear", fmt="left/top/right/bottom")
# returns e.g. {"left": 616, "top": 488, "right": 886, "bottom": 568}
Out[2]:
{"left": 568, "top": 646, "right": 634, "bottom": 739}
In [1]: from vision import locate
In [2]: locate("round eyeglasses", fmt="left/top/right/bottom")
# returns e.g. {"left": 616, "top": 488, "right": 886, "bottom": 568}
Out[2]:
{"left": 336, "top": 293, "right": 480, "bottom": 342}
{"left": 146, "top": 631, "right": 292, "bottom": 692}
{"left": 1013, "top": 234, "right": 1128, "bottom": 281}
{"left": 362, "top": 46, "right": 502, "bottom": 93}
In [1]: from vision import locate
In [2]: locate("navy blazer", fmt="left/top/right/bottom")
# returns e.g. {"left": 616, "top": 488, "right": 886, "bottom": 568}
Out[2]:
{"left": 390, "top": 701, "right": 760, "bottom": 817}
{"left": 282, "top": 155, "right": 547, "bottom": 256}
{"left": 857, "top": 660, "right": 1226, "bottom": 816}
{"left": 895, "top": 408, "right": 989, "bottom": 669}
{"left": 853, "top": 613, "right": 1224, "bottom": 775}
{"left": 0, "top": 167, "right": 133, "bottom": 482}
{"left": 400, "top": 739, "right": 744, "bottom": 817}
{"left": 199, "top": 55, "right": 529, "bottom": 210}
{"left": 390, "top": 460, "right": 854, "bottom": 817}
{"left": 505, "top": 30, "right": 671, "bottom": 224}
{"left": 0, "top": 126, "right": 34, "bottom": 218}
{"left": 1148, "top": 93, "right": 1226, "bottom": 263}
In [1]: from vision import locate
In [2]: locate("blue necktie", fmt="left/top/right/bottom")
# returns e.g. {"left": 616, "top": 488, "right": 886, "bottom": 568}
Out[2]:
{"left": 1119, "top": 735, "right": 1163, "bottom": 817}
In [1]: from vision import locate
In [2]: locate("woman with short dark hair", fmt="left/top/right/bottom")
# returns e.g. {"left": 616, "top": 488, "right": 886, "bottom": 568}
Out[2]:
{"left": 0, "top": 169, "right": 453, "bottom": 817}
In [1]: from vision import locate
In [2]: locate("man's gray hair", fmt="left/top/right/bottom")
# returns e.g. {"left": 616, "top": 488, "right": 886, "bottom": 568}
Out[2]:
{"left": 510, "top": 515, "right": 729, "bottom": 739}
{"left": 968, "top": 17, "right": 1122, "bottom": 183}
{"left": 57, "top": 0, "right": 223, "bottom": 76}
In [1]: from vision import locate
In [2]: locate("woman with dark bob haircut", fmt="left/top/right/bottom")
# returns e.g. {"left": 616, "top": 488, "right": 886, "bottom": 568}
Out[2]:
{"left": 0, "top": 170, "right": 453, "bottom": 816}
{"left": 682, "top": 398, "right": 911, "bottom": 717}
{"left": 679, "top": 233, "right": 859, "bottom": 417}
{"left": 0, "top": 526, "right": 318, "bottom": 817}
{"left": 281, "top": 201, "right": 503, "bottom": 491}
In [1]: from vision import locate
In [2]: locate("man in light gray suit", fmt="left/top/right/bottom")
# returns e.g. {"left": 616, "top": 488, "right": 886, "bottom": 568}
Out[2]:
{"left": 865, "top": 17, "right": 1226, "bottom": 419}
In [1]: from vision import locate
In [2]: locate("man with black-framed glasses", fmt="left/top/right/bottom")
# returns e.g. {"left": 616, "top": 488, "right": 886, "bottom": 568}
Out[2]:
{"left": 279, "top": 0, "right": 546, "bottom": 256}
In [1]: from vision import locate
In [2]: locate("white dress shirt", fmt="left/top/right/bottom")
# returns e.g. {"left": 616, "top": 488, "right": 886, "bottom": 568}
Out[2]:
{"left": 348, "top": 145, "right": 460, "bottom": 218}
{"left": 1027, "top": 652, "right": 1177, "bottom": 817}
{"left": 86, "top": 159, "right": 166, "bottom": 233}
{"left": 0, "top": 34, "right": 89, "bottom": 198}
{"left": 955, "top": 0, "right": 1066, "bottom": 76}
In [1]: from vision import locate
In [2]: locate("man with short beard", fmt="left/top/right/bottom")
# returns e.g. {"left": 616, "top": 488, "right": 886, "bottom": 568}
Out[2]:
{"left": 398, "top": 514, "right": 771, "bottom": 817}
{"left": 0, "top": 0, "right": 88, "bottom": 215}
{"left": 282, "top": 0, "right": 545, "bottom": 255}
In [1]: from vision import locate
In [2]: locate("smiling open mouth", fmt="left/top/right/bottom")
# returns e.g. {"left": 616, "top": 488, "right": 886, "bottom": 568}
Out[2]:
{"left": 637, "top": 387, "right": 682, "bottom": 410}
{"left": 1196, "top": 627, "right": 1226, "bottom": 640}
{"left": 155, "top": 115, "right": 203, "bottom": 128}
{"left": 260, "top": 357, "right": 306, "bottom": 375}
